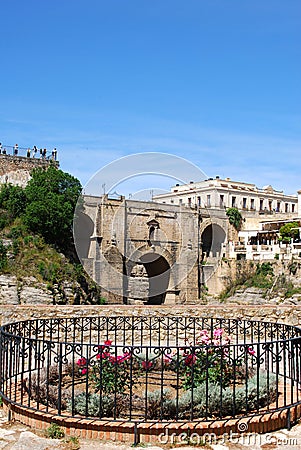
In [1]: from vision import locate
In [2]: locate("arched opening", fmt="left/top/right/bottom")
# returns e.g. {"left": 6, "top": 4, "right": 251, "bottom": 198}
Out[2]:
{"left": 74, "top": 212, "right": 94, "bottom": 259}
{"left": 201, "top": 224, "right": 226, "bottom": 257}
{"left": 141, "top": 253, "right": 170, "bottom": 304}
{"left": 128, "top": 253, "right": 170, "bottom": 305}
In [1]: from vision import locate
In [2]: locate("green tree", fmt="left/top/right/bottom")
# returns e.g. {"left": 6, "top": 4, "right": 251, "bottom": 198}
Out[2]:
{"left": 279, "top": 222, "right": 299, "bottom": 244}
{"left": 0, "top": 184, "right": 27, "bottom": 219}
{"left": 226, "top": 207, "right": 242, "bottom": 230}
{"left": 23, "top": 166, "right": 82, "bottom": 250}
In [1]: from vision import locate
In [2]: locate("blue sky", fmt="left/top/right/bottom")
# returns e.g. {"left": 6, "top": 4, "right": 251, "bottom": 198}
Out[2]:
{"left": 1, "top": 0, "right": 300, "bottom": 196}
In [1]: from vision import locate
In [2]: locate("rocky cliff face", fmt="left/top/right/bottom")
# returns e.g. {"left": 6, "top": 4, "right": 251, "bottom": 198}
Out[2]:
{"left": 0, "top": 274, "right": 81, "bottom": 305}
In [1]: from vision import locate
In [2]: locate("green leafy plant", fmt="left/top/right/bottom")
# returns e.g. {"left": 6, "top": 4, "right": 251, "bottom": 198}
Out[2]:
{"left": 164, "top": 328, "right": 251, "bottom": 390}
{"left": 147, "top": 372, "right": 277, "bottom": 420}
{"left": 279, "top": 222, "right": 299, "bottom": 244}
{"left": 226, "top": 207, "right": 242, "bottom": 230}
{"left": 68, "top": 391, "right": 126, "bottom": 417}
{"left": 6, "top": 223, "right": 28, "bottom": 239}
{"left": 64, "top": 436, "right": 80, "bottom": 450}
{"left": 288, "top": 260, "right": 299, "bottom": 275}
{"left": 45, "top": 422, "right": 65, "bottom": 439}
{"left": 24, "top": 166, "right": 82, "bottom": 251}
{"left": 0, "top": 183, "right": 27, "bottom": 219}
{"left": 0, "top": 211, "right": 10, "bottom": 230}
{"left": 77, "top": 340, "right": 137, "bottom": 396}
{"left": 0, "top": 240, "right": 8, "bottom": 271}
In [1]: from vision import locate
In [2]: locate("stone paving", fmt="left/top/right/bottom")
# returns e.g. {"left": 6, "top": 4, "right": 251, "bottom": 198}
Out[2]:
{"left": 2, "top": 408, "right": 301, "bottom": 450}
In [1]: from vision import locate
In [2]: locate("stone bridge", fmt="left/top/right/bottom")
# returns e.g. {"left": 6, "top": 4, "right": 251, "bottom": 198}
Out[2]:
{"left": 74, "top": 194, "right": 230, "bottom": 304}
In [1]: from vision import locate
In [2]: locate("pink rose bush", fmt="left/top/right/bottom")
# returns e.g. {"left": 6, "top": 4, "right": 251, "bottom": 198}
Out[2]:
{"left": 163, "top": 328, "right": 256, "bottom": 390}
{"left": 76, "top": 340, "right": 135, "bottom": 395}
{"left": 76, "top": 330, "right": 257, "bottom": 395}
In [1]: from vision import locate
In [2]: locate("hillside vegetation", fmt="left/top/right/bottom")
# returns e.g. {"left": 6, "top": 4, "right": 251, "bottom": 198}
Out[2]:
{"left": 0, "top": 166, "right": 104, "bottom": 305}
{"left": 219, "top": 260, "right": 301, "bottom": 303}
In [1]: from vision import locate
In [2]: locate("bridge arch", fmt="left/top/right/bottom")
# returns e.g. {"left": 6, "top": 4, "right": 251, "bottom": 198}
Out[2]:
{"left": 200, "top": 218, "right": 227, "bottom": 257}
{"left": 127, "top": 246, "right": 174, "bottom": 305}
{"left": 74, "top": 212, "right": 95, "bottom": 259}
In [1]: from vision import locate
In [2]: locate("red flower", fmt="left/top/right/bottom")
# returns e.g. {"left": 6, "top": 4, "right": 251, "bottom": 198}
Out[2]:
{"left": 96, "top": 351, "right": 110, "bottom": 360}
{"left": 104, "top": 340, "right": 112, "bottom": 346}
{"left": 184, "top": 354, "right": 197, "bottom": 367}
{"left": 76, "top": 357, "right": 87, "bottom": 366}
{"left": 142, "top": 360, "right": 153, "bottom": 370}
{"left": 248, "top": 347, "right": 256, "bottom": 356}
{"left": 81, "top": 368, "right": 87, "bottom": 375}
{"left": 115, "top": 353, "right": 131, "bottom": 364}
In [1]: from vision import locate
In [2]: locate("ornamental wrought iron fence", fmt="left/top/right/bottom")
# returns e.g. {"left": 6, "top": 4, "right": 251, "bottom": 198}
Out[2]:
{"left": 1, "top": 316, "right": 301, "bottom": 424}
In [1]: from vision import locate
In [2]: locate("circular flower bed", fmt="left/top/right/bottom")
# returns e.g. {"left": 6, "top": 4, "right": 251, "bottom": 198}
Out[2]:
{"left": 1, "top": 316, "right": 301, "bottom": 424}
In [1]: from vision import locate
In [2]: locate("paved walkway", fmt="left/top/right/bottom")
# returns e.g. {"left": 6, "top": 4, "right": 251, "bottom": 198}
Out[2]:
{"left": 2, "top": 408, "right": 301, "bottom": 449}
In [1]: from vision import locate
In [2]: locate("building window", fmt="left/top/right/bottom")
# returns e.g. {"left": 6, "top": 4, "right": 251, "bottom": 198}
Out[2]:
{"left": 220, "top": 195, "right": 224, "bottom": 207}
{"left": 243, "top": 197, "right": 247, "bottom": 209}
{"left": 232, "top": 196, "right": 236, "bottom": 207}
{"left": 188, "top": 197, "right": 192, "bottom": 207}
{"left": 277, "top": 202, "right": 281, "bottom": 212}
{"left": 292, "top": 204, "right": 295, "bottom": 213}
{"left": 268, "top": 200, "right": 272, "bottom": 211}
{"left": 250, "top": 199, "right": 255, "bottom": 210}
{"left": 207, "top": 195, "right": 211, "bottom": 207}
{"left": 170, "top": 200, "right": 174, "bottom": 204}
{"left": 179, "top": 199, "right": 183, "bottom": 205}
{"left": 285, "top": 203, "right": 289, "bottom": 213}
{"left": 260, "top": 199, "right": 264, "bottom": 211}
{"left": 197, "top": 196, "right": 201, "bottom": 207}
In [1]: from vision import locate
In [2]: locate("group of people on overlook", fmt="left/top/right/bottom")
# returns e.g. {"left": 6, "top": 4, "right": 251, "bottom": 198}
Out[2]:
{"left": 0, "top": 143, "right": 58, "bottom": 160}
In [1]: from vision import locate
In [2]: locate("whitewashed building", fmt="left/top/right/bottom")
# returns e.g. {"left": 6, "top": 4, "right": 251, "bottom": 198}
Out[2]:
{"left": 153, "top": 176, "right": 299, "bottom": 215}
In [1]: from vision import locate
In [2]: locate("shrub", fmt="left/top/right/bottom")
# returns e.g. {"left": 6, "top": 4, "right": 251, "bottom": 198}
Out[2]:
{"left": 38, "top": 261, "right": 60, "bottom": 282}
{"left": 256, "top": 262, "right": 274, "bottom": 277}
{"left": 0, "top": 211, "right": 10, "bottom": 230}
{"left": 146, "top": 389, "right": 177, "bottom": 420}
{"left": 78, "top": 341, "right": 136, "bottom": 396}
{"left": 0, "top": 184, "right": 27, "bottom": 219}
{"left": 27, "top": 365, "right": 70, "bottom": 410}
{"left": 226, "top": 208, "right": 242, "bottom": 230}
{"left": 6, "top": 224, "right": 27, "bottom": 239}
{"left": 45, "top": 422, "right": 64, "bottom": 439}
{"left": 68, "top": 391, "right": 126, "bottom": 418}
{"left": 66, "top": 436, "right": 80, "bottom": 450}
{"left": 147, "top": 372, "right": 277, "bottom": 420}
{"left": 165, "top": 328, "right": 248, "bottom": 390}
{"left": 0, "top": 240, "right": 8, "bottom": 271}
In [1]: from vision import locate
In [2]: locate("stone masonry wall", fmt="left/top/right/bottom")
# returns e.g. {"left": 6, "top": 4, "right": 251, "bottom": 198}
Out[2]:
{"left": 0, "top": 155, "right": 59, "bottom": 187}
{"left": 1, "top": 304, "right": 301, "bottom": 327}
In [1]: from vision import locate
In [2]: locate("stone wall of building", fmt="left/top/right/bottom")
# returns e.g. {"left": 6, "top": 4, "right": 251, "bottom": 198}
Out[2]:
{"left": 80, "top": 196, "right": 201, "bottom": 304}
{"left": 1, "top": 304, "right": 301, "bottom": 327}
{"left": 0, "top": 155, "right": 59, "bottom": 187}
